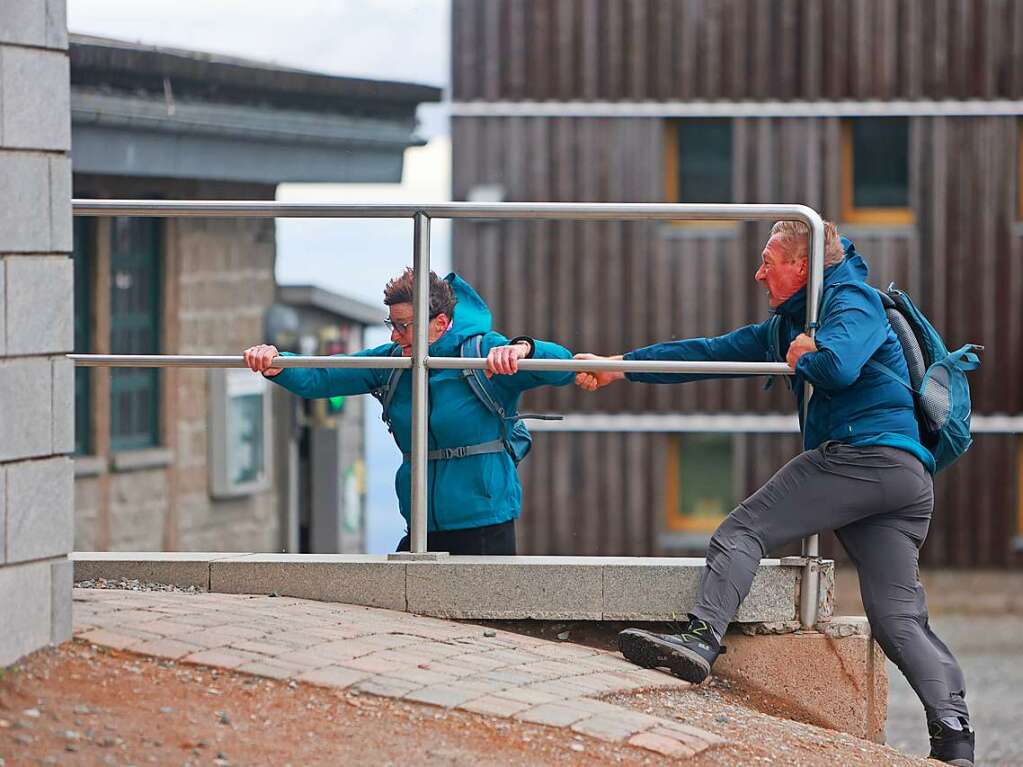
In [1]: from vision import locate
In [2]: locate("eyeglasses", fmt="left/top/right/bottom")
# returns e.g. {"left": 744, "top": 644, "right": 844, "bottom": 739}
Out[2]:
{"left": 385, "top": 314, "right": 441, "bottom": 334}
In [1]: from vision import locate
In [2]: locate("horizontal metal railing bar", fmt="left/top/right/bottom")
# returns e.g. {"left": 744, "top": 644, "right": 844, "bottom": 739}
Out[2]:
{"left": 426, "top": 357, "right": 795, "bottom": 375}
{"left": 72, "top": 199, "right": 820, "bottom": 223}
{"left": 68, "top": 354, "right": 795, "bottom": 376}
{"left": 67, "top": 354, "right": 413, "bottom": 369}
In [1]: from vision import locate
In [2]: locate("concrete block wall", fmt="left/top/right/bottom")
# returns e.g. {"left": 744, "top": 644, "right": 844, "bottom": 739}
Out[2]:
{"left": 0, "top": 0, "right": 74, "bottom": 667}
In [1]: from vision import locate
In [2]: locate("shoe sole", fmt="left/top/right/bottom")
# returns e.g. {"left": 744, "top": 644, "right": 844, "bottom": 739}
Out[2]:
{"left": 617, "top": 630, "right": 711, "bottom": 684}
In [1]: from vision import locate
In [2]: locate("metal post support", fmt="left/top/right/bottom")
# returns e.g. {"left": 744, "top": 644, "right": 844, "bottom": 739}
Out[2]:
{"left": 798, "top": 215, "right": 827, "bottom": 630}
{"left": 409, "top": 212, "right": 431, "bottom": 554}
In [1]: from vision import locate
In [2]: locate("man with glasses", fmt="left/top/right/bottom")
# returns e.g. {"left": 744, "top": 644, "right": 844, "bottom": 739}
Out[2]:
{"left": 245, "top": 268, "right": 574, "bottom": 555}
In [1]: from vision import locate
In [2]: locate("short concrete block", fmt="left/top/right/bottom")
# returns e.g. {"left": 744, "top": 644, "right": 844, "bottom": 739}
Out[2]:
{"left": 406, "top": 557, "right": 603, "bottom": 620}
{"left": 71, "top": 551, "right": 229, "bottom": 589}
{"left": 52, "top": 357, "right": 74, "bottom": 454}
{"left": 0, "top": 151, "right": 51, "bottom": 252}
{"left": 0, "top": 261, "right": 6, "bottom": 356}
{"left": 0, "top": 467, "right": 6, "bottom": 564}
{"left": 45, "top": 0, "right": 67, "bottom": 50}
{"left": 0, "top": 0, "right": 47, "bottom": 46}
{"left": 0, "top": 357, "right": 53, "bottom": 461}
{"left": 6, "top": 257, "right": 73, "bottom": 355}
{"left": 602, "top": 557, "right": 799, "bottom": 623}
{"left": 6, "top": 457, "right": 72, "bottom": 563}
{"left": 49, "top": 155, "right": 72, "bottom": 251}
{"left": 1, "top": 47, "right": 70, "bottom": 151}
{"left": 715, "top": 619, "right": 887, "bottom": 743}
{"left": 210, "top": 555, "right": 407, "bottom": 612}
{"left": 50, "top": 558, "right": 73, "bottom": 645}
{"left": 0, "top": 559, "right": 52, "bottom": 667}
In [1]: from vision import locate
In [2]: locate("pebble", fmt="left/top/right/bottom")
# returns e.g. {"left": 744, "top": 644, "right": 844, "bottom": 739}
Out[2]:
{"left": 569, "top": 743, "right": 585, "bottom": 752}
{"left": 217, "top": 711, "right": 231, "bottom": 725}
{"left": 483, "top": 629, "right": 497, "bottom": 638}
{"left": 159, "top": 706, "right": 175, "bottom": 714}
{"left": 66, "top": 744, "right": 80, "bottom": 753}
{"left": 73, "top": 705, "right": 92, "bottom": 715}
{"left": 64, "top": 729, "right": 80, "bottom": 740}
{"left": 23, "top": 708, "right": 41, "bottom": 718}
{"left": 42, "top": 757, "right": 58, "bottom": 765}
{"left": 14, "top": 734, "right": 33, "bottom": 745}
{"left": 74, "top": 578, "right": 204, "bottom": 594}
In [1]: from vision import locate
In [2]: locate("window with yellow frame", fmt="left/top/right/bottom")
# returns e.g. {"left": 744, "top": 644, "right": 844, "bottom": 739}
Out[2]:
{"left": 842, "top": 117, "right": 914, "bottom": 225}
{"left": 664, "top": 433, "right": 736, "bottom": 538}
{"left": 664, "top": 119, "right": 736, "bottom": 228}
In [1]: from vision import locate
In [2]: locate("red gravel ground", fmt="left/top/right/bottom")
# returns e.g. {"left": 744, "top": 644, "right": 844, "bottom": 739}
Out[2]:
{"left": 0, "top": 641, "right": 677, "bottom": 767}
{"left": 1, "top": 639, "right": 932, "bottom": 767}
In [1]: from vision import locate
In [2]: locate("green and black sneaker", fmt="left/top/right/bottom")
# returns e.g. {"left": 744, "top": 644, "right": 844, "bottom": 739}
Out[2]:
{"left": 617, "top": 615, "right": 725, "bottom": 684}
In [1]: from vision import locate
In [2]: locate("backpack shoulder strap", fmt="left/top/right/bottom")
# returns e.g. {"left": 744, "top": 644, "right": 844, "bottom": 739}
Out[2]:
{"left": 370, "top": 344, "right": 405, "bottom": 432}
{"left": 866, "top": 358, "right": 914, "bottom": 391}
{"left": 460, "top": 334, "right": 509, "bottom": 423}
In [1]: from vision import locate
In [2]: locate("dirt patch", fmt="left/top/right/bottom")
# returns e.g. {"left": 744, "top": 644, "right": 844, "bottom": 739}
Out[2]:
{"left": 0, "top": 640, "right": 677, "bottom": 767}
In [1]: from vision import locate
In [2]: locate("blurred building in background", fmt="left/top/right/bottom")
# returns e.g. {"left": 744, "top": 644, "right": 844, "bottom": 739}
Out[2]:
{"left": 70, "top": 35, "right": 439, "bottom": 552}
{"left": 450, "top": 0, "right": 1023, "bottom": 568}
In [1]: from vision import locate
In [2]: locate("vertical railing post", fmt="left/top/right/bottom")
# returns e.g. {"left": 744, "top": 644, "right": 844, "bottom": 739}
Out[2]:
{"left": 799, "top": 213, "right": 826, "bottom": 629}
{"left": 409, "top": 212, "right": 431, "bottom": 553}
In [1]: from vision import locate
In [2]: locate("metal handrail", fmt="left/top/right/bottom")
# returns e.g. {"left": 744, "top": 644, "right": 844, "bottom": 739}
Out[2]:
{"left": 70, "top": 199, "right": 825, "bottom": 629}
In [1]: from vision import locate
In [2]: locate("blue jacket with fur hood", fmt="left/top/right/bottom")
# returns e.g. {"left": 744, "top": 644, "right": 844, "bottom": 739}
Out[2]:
{"left": 623, "top": 240, "right": 934, "bottom": 471}
{"left": 268, "top": 273, "right": 575, "bottom": 532}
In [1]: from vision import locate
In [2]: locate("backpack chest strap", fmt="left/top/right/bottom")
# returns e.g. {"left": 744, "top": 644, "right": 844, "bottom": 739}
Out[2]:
{"left": 402, "top": 438, "right": 506, "bottom": 462}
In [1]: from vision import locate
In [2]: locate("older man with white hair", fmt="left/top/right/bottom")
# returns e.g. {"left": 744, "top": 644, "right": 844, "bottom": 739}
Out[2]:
{"left": 576, "top": 221, "right": 974, "bottom": 766}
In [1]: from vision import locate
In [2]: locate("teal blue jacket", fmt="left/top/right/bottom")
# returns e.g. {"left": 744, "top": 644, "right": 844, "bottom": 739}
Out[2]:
{"left": 269, "top": 274, "right": 574, "bottom": 531}
{"left": 624, "top": 241, "right": 934, "bottom": 471}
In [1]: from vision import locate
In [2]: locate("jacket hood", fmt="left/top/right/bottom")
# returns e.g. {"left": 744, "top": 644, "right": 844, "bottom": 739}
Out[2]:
{"left": 773, "top": 238, "right": 868, "bottom": 321}
{"left": 430, "top": 273, "right": 492, "bottom": 354}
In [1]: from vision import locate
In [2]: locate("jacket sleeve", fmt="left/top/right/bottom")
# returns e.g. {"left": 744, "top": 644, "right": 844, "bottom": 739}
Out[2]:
{"left": 267, "top": 344, "right": 394, "bottom": 399}
{"left": 622, "top": 322, "right": 771, "bottom": 384}
{"left": 484, "top": 332, "right": 575, "bottom": 392}
{"left": 795, "top": 285, "right": 888, "bottom": 390}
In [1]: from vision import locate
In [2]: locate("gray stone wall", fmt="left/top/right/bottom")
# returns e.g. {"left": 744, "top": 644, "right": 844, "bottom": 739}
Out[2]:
{"left": 0, "top": 0, "right": 74, "bottom": 666}
{"left": 71, "top": 179, "right": 279, "bottom": 554}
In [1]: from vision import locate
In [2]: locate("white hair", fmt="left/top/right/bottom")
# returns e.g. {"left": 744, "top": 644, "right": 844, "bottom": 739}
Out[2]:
{"left": 769, "top": 220, "right": 845, "bottom": 267}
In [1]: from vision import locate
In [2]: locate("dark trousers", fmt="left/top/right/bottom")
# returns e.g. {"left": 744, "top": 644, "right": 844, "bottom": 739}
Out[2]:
{"left": 693, "top": 441, "right": 969, "bottom": 725}
{"left": 395, "top": 519, "right": 517, "bottom": 555}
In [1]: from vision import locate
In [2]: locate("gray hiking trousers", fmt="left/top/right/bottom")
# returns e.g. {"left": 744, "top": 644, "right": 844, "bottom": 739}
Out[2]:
{"left": 693, "top": 440, "right": 969, "bottom": 724}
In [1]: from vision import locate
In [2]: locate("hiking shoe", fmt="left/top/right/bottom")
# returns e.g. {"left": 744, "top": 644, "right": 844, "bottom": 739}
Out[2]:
{"left": 928, "top": 719, "right": 975, "bottom": 766}
{"left": 617, "top": 616, "right": 724, "bottom": 684}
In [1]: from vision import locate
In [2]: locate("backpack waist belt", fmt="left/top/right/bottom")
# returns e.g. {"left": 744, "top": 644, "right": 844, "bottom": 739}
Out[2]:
{"left": 402, "top": 438, "right": 506, "bottom": 462}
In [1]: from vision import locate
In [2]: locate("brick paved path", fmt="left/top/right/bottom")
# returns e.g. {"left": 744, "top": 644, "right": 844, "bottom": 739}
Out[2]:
{"left": 73, "top": 588, "right": 723, "bottom": 759}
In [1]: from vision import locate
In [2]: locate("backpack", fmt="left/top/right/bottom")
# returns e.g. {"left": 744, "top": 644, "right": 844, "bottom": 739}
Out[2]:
{"left": 768, "top": 284, "right": 982, "bottom": 472}
{"left": 370, "top": 334, "right": 547, "bottom": 465}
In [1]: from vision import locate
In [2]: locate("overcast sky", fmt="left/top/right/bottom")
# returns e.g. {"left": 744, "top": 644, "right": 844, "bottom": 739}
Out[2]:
{"left": 68, "top": 1, "right": 453, "bottom": 552}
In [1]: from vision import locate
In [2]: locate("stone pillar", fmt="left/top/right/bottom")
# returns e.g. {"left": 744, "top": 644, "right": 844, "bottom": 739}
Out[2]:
{"left": 0, "top": 0, "right": 74, "bottom": 667}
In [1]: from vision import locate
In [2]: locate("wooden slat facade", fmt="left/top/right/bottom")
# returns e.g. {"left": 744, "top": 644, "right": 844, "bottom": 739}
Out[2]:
{"left": 451, "top": 2, "right": 1023, "bottom": 568}
{"left": 453, "top": 0, "right": 1023, "bottom": 102}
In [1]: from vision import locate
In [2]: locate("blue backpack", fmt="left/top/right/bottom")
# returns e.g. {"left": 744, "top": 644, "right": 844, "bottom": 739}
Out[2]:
{"left": 771, "top": 284, "right": 982, "bottom": 472}
{"left": 371, "top": 334, "right": 542, "bottom": 465}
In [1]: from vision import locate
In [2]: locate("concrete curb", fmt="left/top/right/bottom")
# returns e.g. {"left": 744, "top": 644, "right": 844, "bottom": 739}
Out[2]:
{"left": 71, "top": 553, "right": 834, "bottom": 625}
